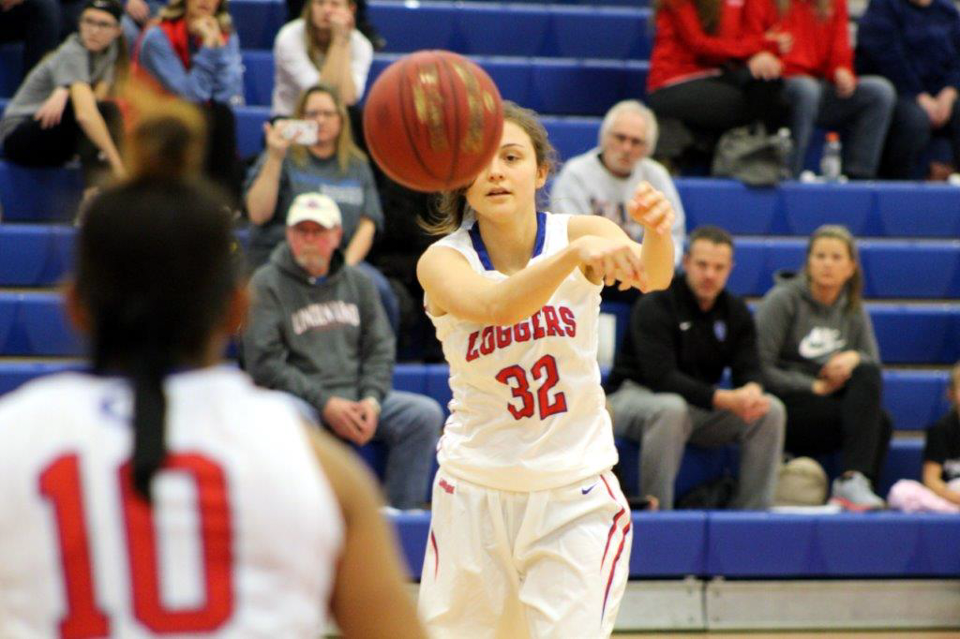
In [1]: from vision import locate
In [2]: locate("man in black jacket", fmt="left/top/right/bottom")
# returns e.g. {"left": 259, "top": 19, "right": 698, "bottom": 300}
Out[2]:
{"left": 606, "top": 226, "right": 785, "bottom": 510}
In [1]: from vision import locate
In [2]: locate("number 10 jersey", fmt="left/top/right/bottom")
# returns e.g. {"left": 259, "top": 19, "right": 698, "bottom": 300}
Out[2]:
{"left": 428, "top": 212, "right": 619, "bottom": 492}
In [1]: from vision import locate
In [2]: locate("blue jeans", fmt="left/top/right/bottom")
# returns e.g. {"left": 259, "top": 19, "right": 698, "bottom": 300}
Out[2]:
{"left": 783, "top": 75, "right": 895, "bottom": 178}
{"left": 374, "top": 390, "right": 443, "bottom": 509}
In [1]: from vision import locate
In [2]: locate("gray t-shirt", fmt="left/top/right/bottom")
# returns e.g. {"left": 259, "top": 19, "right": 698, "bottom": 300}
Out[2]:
{"left": 244, "top": 150, "right": 383, "bottom": 268}
{"left": 0, "top": 34, "right": 119, "bottom": 141}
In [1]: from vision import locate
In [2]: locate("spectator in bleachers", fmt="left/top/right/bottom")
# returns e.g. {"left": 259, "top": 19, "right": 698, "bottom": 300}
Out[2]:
{"left": 887, "top": 361, "right": 960, "bottom": 512}
{"left": 645, "top": 0, "right": 788, "bottom": 172}
{"left": 755, "top": 225, "right": 892, "bottom": 511}
{"left": 272, "top": 0, "right": 373, "bottom": 116}
{"left": 0, "top": 0, "right": 126, "bottom": 191}
{"left": 754, "top": 0, "right": 896, "bottom": 178}
{"left": 284, "top": 0, "right": 383, "bottom": 51}
{"left": 245, "top": 84, "right": 398, "bottom": 332}
{"left": 0, "top": 0, "right": 59, "bottom": 81}
{"left": 550, "top": 100, "right": 686, "bottom": 274}
{"left": 855, "top": 0, "right": 960, "bottom": 180}
{"left": 134, "top": 0, "right": 243, "bottom": 196}
{"left": 605, "top": 225, "right": 786, "bottom": 510}
{"left": 243, "top": 192, "right": 443, "bottom": 510}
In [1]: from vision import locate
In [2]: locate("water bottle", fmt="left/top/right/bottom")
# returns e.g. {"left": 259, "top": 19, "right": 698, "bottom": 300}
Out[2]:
{"left": 820, "top": 131, "right": 842, "bottom": 182}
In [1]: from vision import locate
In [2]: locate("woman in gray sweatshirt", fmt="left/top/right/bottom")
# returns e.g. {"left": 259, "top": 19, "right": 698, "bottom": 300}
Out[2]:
{"left": 755, "top": 225, "right": 892, "bottom": 510}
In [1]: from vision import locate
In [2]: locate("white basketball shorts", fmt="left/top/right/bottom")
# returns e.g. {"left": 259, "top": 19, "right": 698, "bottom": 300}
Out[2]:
{"left": 418, "top": 469, "right": 632, "bottom": 639}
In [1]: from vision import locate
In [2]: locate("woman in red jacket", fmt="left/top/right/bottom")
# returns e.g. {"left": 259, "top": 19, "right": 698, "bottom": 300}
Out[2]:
{"left": 755, "top": 0, "right": 895, "bottom": 177}
{"left": 646, "top": 0, "right": 788, "bottom": 169}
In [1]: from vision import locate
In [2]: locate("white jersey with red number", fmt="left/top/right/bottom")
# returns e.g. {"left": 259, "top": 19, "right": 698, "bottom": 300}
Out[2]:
{"left": 0, "top": 366, "right": 343, "bottom": 638}
{"left": 428, "top": 212, "right": 618, "bottom": 492}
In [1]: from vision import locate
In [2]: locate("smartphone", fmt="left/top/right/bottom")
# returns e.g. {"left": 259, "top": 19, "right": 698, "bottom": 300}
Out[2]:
{"left": 279, "top": 119, "right": 318, "bottom": 145}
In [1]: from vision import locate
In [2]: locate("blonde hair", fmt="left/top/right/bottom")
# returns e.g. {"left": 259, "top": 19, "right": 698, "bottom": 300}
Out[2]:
{"left": 804, "top": 224, "right": 864, "bottom": 313}
{"left": 124, "top": 88, "right": 207, "bottom": 181}
{"left": 300, "top": 0, "right": 356, "bottom": 69}
{"left": 159, "top": 0, "right": 233, "bottom": 34}
{"left": 424, "top": 101, "right": 557, "bottom": 236}
{"left": 289, "top": 84, "right": 365, "bottom": 174}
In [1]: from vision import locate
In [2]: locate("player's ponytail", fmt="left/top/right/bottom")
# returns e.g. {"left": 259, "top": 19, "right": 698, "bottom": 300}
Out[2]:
{"left": 76, "top": 98, "right": 237, "bottom": 503}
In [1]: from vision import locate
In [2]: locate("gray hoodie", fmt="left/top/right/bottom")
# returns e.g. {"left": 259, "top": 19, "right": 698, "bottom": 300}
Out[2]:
{"left": 754, "top": 272, "right": 880, "bottom": 395}
{"left": 243, "top": 242, "right": 395, "bottom": 412}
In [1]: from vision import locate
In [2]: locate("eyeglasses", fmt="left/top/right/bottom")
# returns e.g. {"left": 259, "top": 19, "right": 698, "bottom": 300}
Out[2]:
{"left": 80, "top": 16, "right": 119, "bottom": 30}
{"left": 303, "top": 109, "right": 340, "bottom": 119}
{"left": 610, "top": 132, "right": 648, "bottom": 149}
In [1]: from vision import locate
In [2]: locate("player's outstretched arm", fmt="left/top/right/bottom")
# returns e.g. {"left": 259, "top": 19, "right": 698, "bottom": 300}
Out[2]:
{"left": 418, "top": 231, "right": 651, "bottom": 325}
{"left": 418, "top": 243, "right": 584, "bottom": 325}
{"left": 306, "top": 426, "right": 427, "bottom": 638}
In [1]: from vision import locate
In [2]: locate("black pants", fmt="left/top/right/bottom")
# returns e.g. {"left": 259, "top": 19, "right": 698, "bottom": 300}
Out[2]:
{"left": 203, "top": 101, "right": 242, "bottom": 202}
{"left": 879, "top": 95, "right": 960, "bottom": 180}
{"left": 778, "top": 362, "right": 893, "bottom": 483}
{"left": 0, "top": 0, "right": 60, "bottom": 77}
{"left": 3, "top": 100, "right": 123, "bottom": 185}
{"left": 647, "top": 69, "right": 787, "bottom": 134}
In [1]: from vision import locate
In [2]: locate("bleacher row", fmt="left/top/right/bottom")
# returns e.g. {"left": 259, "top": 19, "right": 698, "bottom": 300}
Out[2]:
{"left": 0, "top": 0, "right": 958, "bottom": 608}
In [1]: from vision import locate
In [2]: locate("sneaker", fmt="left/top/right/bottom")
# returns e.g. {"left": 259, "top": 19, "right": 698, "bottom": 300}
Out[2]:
{"left": 828, "top": 471, "right": 885, "bottom": 512}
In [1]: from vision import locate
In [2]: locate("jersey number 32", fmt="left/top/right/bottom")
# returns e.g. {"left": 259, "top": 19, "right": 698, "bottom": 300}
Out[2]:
{"left": 495, "top": 354, "right": 568, "bottom": 420}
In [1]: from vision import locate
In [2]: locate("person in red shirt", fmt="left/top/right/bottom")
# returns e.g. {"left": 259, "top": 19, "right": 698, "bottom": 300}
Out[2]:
{"left": 755, "top": 0, "right": 895, "bottom": 177}
{"left": 646, "top": 0, "right": 788, "bottom": 171}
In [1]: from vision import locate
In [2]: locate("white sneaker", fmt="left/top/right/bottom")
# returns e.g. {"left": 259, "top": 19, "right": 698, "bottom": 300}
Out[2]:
{"left": 828, "top": 471, "right": 885, "bottom": 512}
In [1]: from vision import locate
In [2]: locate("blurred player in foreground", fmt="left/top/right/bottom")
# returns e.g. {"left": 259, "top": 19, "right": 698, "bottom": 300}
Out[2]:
{"left": 416, "top": 101, "right": 676, "bottom": 638}
{"left": 0, "top": 99, "right": 424, "bottom": 638}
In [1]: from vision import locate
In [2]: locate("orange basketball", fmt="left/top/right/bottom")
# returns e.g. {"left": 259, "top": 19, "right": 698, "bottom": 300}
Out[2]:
{"left": 363, "top": 50, "right": 504, "bottom": 193}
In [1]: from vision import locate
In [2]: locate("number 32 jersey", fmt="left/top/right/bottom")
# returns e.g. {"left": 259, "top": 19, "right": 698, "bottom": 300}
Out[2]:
{"left": 428, "top": 212, "right": 618, "bottom": 492}
{"left": 0, "top": 366, "right": 343, "bottom": 638}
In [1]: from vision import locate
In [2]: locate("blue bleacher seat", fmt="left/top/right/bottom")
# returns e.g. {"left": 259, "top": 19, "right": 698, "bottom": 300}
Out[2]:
{"left": 241, "top": 51, "right": 649, "bottom": 116}
{"left": 230, "top": 0, "right": 652, "bottom": 59}
{"left": 0, "top": 225, "right": 74, "bottom": 286}
{"left": 679, "top": 179, "right": 960, "bottom": 239}
{"left": 706, "top": 512, "right": 960, "bottom": 577}
{"left": 0, "top": 162, "right": 82, "bottom": 223}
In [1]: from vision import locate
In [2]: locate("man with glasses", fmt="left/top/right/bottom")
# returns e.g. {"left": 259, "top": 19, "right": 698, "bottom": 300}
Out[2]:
{"left": 551, "top": 100, "right": 686, "bottom": 275}
{"left": 243, "top": 192, "right": 443, "bottom": 511}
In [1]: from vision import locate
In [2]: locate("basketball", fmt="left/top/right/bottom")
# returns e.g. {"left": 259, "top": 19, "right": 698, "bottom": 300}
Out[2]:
{"left": 363, "top": 50, "right": 504, "bottom": 193}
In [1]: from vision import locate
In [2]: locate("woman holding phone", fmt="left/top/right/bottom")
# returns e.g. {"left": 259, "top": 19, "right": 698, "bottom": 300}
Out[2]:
{"left": 243, "top": 83, "right": 397, "bottom": 329}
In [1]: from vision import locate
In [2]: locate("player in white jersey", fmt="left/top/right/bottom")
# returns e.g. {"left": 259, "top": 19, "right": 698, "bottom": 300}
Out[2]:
{"left": 416, "top": 101, "right": 677, "bottom": 638}
{"left": 0, "top": 106, "right": 424, "bottom": 638}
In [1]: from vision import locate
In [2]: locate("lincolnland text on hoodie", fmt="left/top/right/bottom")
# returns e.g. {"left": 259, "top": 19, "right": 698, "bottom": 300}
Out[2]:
{"left": 243, "top": 242, "right": 395, "bottom": 412}
{"left": 754, "top": 272, "right": 880, "bottom": 395}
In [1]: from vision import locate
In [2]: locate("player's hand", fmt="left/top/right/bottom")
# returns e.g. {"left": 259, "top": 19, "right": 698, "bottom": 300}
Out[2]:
{"left": 574, "top": 235, "right": 648, "bottom": 291}
{"left": 323, "top": 397, "right": 368, "bottom": 445}
{"left": 626, "top": 181, "right": 674, "bottom": 237}
{"left": 747, "top": 51, "right": 782, "bottom": 80}
{"left": 834, "top": 68, "right": 857, "bottom": 99}
{"left": 125, "top": 0, "right": 150, "bottom": 23}
{"left": 34, "top": 87, "right": 69, "bottom": 129}
{"left": 264, "top": 121, "right": 293, "bottom": 159}
{"left": 819, "top": 350, "right": 859, "bottom": 386}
